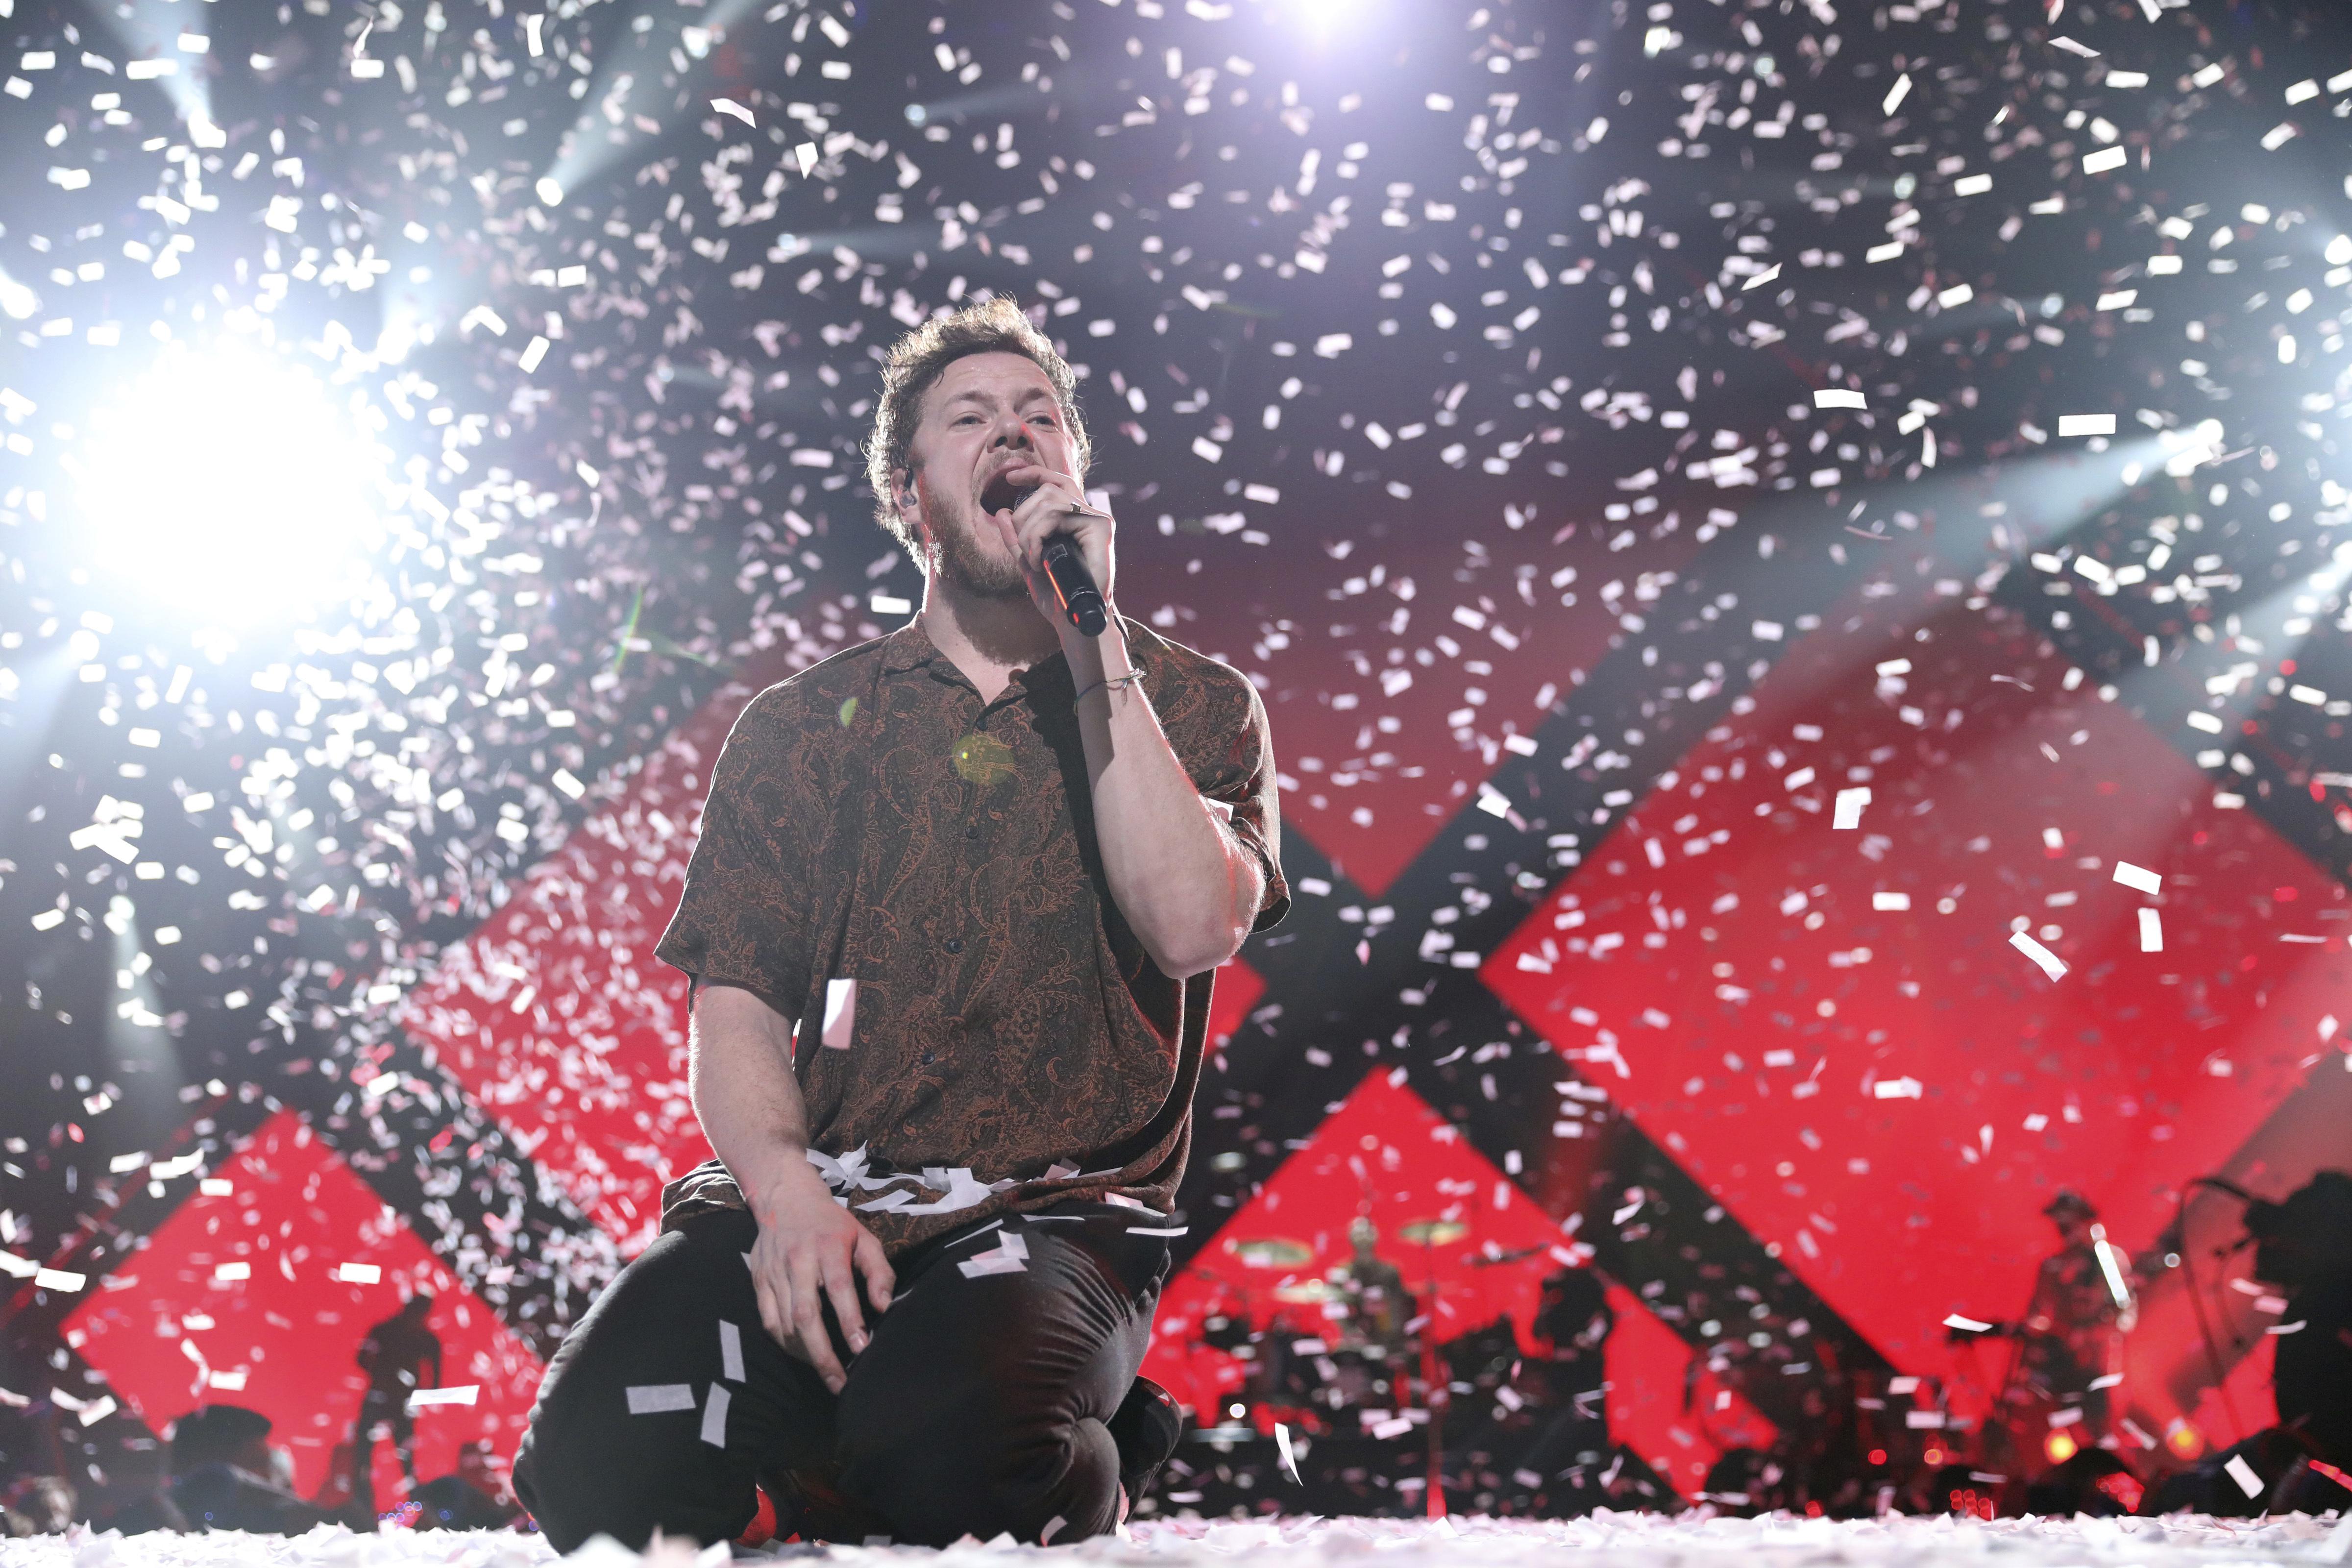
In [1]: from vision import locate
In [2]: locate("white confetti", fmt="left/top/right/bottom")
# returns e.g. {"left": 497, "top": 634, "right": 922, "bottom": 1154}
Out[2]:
{"left": 822, "top": 977, "right": 858, "bottom": 1051}
{"left": 626, "top": 1383, "right": 697, "bottom": 1415}
{"left": 405, "top": 1384, "right": 480, "bottom": 1408}
{"left": 699, "top": 1382, "right": 731, "bottom": 1446}
{"left": 720, "top": 1320, "right": 745, "bottom": 1382}
{"left": 2009, "top": 930, "right": 2068, "bottom": 980}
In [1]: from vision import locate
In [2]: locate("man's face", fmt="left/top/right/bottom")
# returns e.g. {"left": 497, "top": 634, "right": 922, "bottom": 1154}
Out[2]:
{"left": 897, "top": 350, "right": 1079, "bottom": 596}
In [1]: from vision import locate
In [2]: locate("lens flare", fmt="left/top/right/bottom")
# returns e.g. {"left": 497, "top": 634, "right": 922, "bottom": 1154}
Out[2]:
{"left": 71, "top": 337, "right": 387, "bottom": 625}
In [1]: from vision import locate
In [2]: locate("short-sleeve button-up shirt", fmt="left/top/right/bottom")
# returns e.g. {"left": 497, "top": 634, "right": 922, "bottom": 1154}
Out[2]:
{"left": 654, "top": 612, "right": 1288, "bottom": 1257}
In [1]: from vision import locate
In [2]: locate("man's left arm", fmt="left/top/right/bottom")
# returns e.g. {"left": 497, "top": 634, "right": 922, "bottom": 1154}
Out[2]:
{"left": 992, "top": 465, "right": 1282, "bottom": 977}
{"left": 1066, "top": 624, "right": 1275, "bottom": 978}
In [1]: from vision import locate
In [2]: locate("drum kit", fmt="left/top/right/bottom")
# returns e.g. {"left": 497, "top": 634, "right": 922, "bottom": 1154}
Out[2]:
{"left": 1181, "top": 1219, "right": 1547, "bottom": 1437}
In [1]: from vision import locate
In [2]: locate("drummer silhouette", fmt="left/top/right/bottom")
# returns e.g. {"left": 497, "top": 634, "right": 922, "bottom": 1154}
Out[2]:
{"left": 1328, "top": 1217, "right": 1412, "bottom": 1360}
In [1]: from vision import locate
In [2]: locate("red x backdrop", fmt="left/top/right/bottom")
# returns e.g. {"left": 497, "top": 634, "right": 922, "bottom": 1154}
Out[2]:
{"left": 63, "top": 562, "right": 2350, "bottom": 1501}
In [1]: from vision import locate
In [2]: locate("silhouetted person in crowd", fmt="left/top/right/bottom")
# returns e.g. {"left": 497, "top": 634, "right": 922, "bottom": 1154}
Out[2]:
{"left": 0, "top": 1474, "right": 75, "bottom": 1536}
{"left": 412, "top": 1441, "right": 523, "bottom": 1529}
{"left": 86, "top": 1439, "right": 188, "bottom": 1535}
{"left": 357, "top": 1292, "right": 443, "bottom": 1488}
{"left": 1516, "top": 1266, "right": 1617, "bottom": 1513}
{"left": 166, "top": 1404, "right": 334, "bottom": 1534}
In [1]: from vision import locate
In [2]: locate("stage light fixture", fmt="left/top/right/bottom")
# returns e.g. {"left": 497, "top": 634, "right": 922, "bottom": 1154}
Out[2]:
{"left": 71, "top": 337, "right": 387, "bottom": 626}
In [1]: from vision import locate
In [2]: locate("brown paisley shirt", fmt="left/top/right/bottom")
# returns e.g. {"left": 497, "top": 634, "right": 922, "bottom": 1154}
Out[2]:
{"left": 654, "top": 612, "right": 1288, "bottom": 1257}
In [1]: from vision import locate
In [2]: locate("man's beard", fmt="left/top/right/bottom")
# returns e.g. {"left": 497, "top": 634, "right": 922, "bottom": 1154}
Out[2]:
{"left": 925, "top": 495, "right": 1029, "bottom": 598}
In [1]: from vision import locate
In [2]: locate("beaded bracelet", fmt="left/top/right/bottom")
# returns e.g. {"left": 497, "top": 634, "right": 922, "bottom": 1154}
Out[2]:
{"left": 1074, "top": 670, "right": 1145, "bottom": 706}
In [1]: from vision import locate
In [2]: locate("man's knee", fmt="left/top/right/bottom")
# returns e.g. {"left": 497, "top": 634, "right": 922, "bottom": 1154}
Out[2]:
{"left": 837, "top": 1397, "right": 1119, "bottom": 1546}
{"left": 514, "top": 1396, "right": 761, "bottom": 1554}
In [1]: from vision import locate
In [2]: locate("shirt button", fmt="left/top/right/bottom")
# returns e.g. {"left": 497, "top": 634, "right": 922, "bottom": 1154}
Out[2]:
{"left": 965, "top": 823, "right": 980, "bottom": 839}
{"left": 921, "top": 1052, "right": 937, "bottom": 1066}
{"left": 944, "top": 936, "right": 964, "bottom": 954}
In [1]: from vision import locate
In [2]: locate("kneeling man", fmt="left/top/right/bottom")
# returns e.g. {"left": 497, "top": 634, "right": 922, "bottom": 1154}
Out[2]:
{"left": 512, "top": 297, "right": 1288, "bottom": 1548}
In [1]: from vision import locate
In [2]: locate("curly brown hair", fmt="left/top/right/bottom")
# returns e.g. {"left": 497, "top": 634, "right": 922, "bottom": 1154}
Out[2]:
{"left": 863, "top": 296, "right": 1091, "bottom": 558}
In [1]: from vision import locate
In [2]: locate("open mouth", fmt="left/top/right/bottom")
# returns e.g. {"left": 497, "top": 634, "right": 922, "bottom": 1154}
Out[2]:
{"left": 978, "top": 470, "right": 1034, "bottom": 515}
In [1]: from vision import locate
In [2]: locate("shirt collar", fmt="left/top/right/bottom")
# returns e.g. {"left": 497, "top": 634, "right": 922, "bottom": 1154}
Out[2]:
{"left": 877, "top": 613, "right": 1082, "bottom": 698}
{"left": 877, "top": 615, "right": 947, "bottom": 675}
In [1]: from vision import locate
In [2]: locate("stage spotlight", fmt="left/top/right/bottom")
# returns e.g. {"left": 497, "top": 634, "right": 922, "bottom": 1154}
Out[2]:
{"left": 70, "top": 337, "right": 387, "bottom": 625}
{"left": 2044, "top": 1429, "right": 2079, "bottom": 1465}
{"left": 1279, "top": 0, "right": 1381, "bottom": 37}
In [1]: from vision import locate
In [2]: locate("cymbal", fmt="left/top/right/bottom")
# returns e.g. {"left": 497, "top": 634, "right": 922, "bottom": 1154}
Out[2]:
{"left": 1273, "top": 1279, "right": 1338, "bottom": 1304}
{"left": 1398, "top": 1219, "right": 1470, "bottom": 1246}
{"left": 1464, "top": 1245, "right": 1545, "bottom": 1268}
{"left": 1231, "top": 1237, "right": 1314, "bottom": 1268}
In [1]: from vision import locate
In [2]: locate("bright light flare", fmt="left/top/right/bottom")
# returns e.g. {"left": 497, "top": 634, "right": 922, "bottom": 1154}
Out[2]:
{"left": 1282, "top": 0, "right": 1375, "bottom": 36}
{"left": 72, "top": 340, "right": 386, "bottom": 624}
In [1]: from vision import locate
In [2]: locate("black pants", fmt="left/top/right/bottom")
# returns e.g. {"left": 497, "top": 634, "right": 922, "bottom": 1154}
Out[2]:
{"left": 358, "top": 1385, "right": 417, "bottom": 1482}
{"left": 512, "top": 1202, "right": 1170, "bottom": 1550}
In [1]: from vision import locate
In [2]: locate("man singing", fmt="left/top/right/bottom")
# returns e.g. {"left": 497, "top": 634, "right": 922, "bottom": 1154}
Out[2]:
{"left": 512, "top": 297, "right": 1289, "bottom": 1549}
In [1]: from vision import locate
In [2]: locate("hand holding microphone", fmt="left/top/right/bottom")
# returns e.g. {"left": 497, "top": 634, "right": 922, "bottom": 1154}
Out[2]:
{"left": 980, "top": 465, "right": 1111, "bottom": 637}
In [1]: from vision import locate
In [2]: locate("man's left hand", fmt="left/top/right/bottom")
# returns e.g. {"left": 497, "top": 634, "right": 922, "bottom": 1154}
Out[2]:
{"left": 986, "top": 459, "right": 1115, "bottom": 637}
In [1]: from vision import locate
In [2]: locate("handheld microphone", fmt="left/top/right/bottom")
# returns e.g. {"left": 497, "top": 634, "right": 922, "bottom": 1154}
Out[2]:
{"left": 986, "top": 476, "right": 1108, "bottom": 637}
{"left": 1040, "top": 536, "right": 1108, "bottom": 637}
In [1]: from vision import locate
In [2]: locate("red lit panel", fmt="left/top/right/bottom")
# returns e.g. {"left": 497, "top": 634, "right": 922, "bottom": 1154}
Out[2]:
{"left": 1205, "top": 955, "right": 1266, "bottom": 1050}
{"left": 1162, "top": 517, "right": 1695, "bottom": 895}
{"left": 64, "top": 1109, "right": 542, "bottom": 1502}
{"left": 1484, "top": 587, "right": 2347, "bottom": 1383}
{"left": 1602, "top": 1282, "right": 1779, "bottom": 1496}
{"left": 395, "top": 676, "right": 768, "bottom": 1251}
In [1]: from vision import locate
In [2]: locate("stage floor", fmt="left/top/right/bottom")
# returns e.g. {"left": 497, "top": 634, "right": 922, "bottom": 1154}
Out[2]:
{"left": 1, "top": 1513, "right": 2347, "bottom": 1568}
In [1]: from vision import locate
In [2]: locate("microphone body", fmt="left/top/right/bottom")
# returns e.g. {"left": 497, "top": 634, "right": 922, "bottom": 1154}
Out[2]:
{"left": 992, "top": 478, "right": 1108, "bottom": 636}
{"left": 1040, "top": 536, "right": 1108, "bottom": 637}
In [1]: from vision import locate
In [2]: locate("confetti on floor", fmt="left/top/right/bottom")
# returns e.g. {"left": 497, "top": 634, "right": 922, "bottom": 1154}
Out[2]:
{"left": 4, "top": 1510, "right": 2351, "bottom": 1568}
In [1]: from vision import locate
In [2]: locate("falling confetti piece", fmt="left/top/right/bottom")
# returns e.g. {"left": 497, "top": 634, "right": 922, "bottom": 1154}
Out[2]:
{"left": 2009, "top": 931, "right": 2069, "bottom": 981}
{"left": 405, "top": 1385, "right": 482, "bottom": 1408}
{"left": 625, "top": 1384, "right": 697, "bottom": 1415}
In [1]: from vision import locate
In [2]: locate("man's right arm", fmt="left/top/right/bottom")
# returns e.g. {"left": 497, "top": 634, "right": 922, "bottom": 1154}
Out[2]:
{"left": 686, "top": 983, "right": 894, "bottom": 1393}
